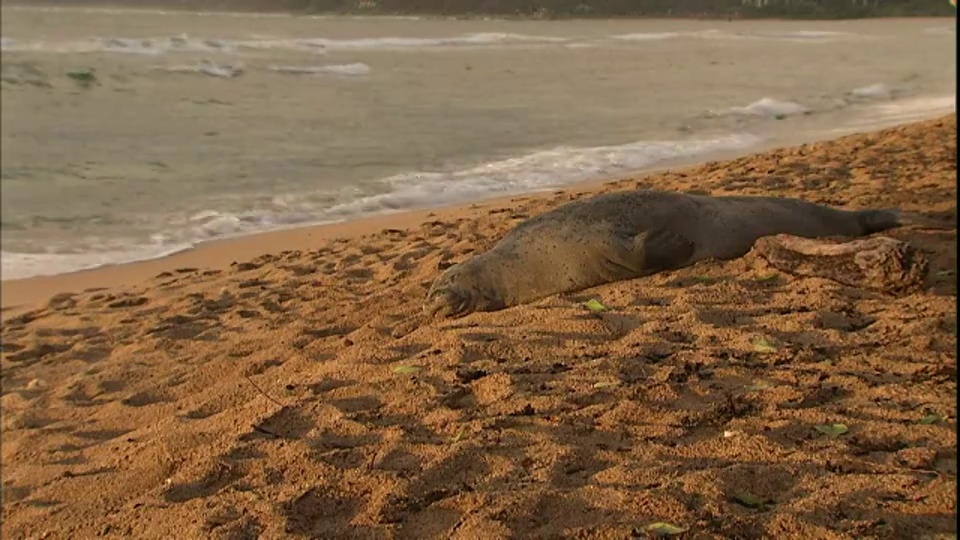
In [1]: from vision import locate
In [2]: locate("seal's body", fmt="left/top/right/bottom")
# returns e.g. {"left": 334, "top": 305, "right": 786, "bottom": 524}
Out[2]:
{"left": 425, "top": 190, "right": 900, "bottom": 318}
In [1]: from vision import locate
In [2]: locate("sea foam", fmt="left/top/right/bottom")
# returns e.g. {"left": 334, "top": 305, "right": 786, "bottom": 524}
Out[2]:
{"left": 610, "top": 32, "right": 681, "bottom": 41}
{"left": 1, "top": 244, "right": 194, "bottom": 280}
{"left": 727, "top": 98, "right": 810, "bottom": 118}
{"left": 746, "top": 30, "right": 853, "bottom": 41}
{"left": 155, "top": 60, "right": 244, "bottom": 78}
{"left": 848, "top": 83, "right": 905, "bottom": 101}
{"left": 0, "top": 27, "right": 872, "bottom": 57}
{"left": 269, "top": 63, "right": 371, "bottom": 76}
{"left": 288, "top": 32, "right": 567, "bottom": 50}
{"left": 0, "top": 32, "right": 570, "bottom": 56}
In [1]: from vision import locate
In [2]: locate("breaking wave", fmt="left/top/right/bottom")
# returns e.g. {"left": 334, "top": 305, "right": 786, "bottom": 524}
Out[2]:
{"left": 154, "top": 60, "right": 244, "bottom": 77}
{"left": 269, "top": 63, "right": 371, "bottom": 76}
{"left": 0, "top": 26, "right": 874, "bottom": 57}
{"left": 722, "top": 97, "right": 810, "bottom": 118}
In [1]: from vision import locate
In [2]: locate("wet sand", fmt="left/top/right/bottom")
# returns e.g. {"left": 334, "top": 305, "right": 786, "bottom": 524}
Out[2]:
{"left": 1, "top": 115, "right": 956, "bottom": 538}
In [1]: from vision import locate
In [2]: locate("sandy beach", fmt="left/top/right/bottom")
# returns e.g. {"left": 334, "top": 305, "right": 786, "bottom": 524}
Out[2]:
{"left": 1, "top": 115, "right": 957, "bottom": 538}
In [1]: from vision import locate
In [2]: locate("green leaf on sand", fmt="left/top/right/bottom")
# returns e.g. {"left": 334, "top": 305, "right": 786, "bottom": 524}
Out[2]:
{"left": 450, "top": 427, "right": 466, "bottom": 443}
{"left": 645, "top": 522, "right": 687, "bottom": 536}
{"left": 755, "top": 272, "right": 779, "bottom": 282}
{"left": 752, "top": 336, "right": 778, "bottom": 354}
{"left": 733, "top": 491, "right": 766, "bottom": 509}
{"left": 814, "top": 423, "right": 849, "bottom": 437}
{"left": 392, "top": 365, "right": 421, "bottom": 375}
{"left": 593, "top": 381, "right": 619, "bottom": 389}
{"left": 920, "top": 414, "right": 943, "bottom": 425}
{"left": 583, "top": 299, "right": 609, "bottom": 312}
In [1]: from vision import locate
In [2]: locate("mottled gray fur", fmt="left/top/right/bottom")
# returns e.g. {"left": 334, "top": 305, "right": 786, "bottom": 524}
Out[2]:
{"left": 425, "top": 189, "right": 900, "bottom": 318}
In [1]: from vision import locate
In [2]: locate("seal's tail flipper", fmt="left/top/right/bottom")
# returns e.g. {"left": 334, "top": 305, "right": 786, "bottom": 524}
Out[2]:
{"left": 897, "top": 209, "right": 958, "bottom": 230}
{"left": 857, "top": 208, "right": 901, "bottom": 234}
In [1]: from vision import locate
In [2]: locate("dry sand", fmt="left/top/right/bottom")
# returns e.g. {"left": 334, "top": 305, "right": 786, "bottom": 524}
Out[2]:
{"left": 1, "top": 116, "right": 957, "bottom": 539}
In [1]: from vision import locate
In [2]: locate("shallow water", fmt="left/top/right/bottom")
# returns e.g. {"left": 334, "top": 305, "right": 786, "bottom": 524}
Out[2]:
{"left": 1, "top": 6, "right": 956, "bottom": 278}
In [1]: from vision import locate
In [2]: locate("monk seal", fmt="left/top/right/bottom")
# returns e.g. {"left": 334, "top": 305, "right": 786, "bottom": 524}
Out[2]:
{"left": 424, "top": 189, "right": 900, "bottom": 318}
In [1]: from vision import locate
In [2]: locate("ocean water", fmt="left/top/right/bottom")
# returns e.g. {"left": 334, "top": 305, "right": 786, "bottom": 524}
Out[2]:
{"left": 1, "top": 6, "right": 956, "bottom": 279}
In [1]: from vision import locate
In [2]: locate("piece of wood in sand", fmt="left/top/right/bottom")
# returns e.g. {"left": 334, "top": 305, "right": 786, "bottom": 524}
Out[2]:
{"left": 750, "top": 235, "right": 928, "bottom": 293}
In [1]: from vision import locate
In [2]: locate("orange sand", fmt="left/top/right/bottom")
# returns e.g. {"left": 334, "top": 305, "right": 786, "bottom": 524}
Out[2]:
{"left": 1, "top": 116, "right": 956, "bottom": 539}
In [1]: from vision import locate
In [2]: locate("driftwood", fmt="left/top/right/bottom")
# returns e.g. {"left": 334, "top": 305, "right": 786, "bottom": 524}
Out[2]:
{"left": 750, "top": 235, "right": 929, "bottom": 294}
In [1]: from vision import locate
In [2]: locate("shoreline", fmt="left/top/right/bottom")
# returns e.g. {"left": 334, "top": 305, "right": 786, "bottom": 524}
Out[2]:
{"left": 1, "top": 110, "right": 955, "bottom": 309}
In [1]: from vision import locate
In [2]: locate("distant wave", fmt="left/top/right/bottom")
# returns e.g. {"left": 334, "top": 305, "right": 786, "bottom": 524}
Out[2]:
{"left": 723, "top": 97, "right": 810, "bottom": 118}
{"left": 707, "top": 83, "right": 916, "bottom": 121}
{"left": 293, "top": 32, "right": 567, "bottom": 50}
{"left": 744, "top": 30, "right": 854, "bottom": 41}
{"left": 101, "top": 37, "right": 167, "bottom": 55}
{"left": 0, "top": 32, "right": 569, "bottom": 56}
{"left": 610, "top": 32, "right": 681, "bottom": 42}
{"left": 0, "top": 34, "right": 237, "bottom": 55}
{"left": 154, "top": 60, "right": 244, "bottom": 77}
{"left": 1, "top": 132, "right": 762, "bottom": 280}
{"left": 3, "top": 4, "right": 424, "bottom": 20}
{"left": 847, "top": 83, "right": 909, "bottom": 101}
{"left": 270, "top": 63, "right": 371, "bottom": 76}
{"left": 610, "top": 29, "right": 863, "bottom": 44}
{"left": 0, "top": 26, "right": 886, "bottom": 57}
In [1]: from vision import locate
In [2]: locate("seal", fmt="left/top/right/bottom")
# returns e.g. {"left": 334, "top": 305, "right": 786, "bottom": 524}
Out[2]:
{"left": 424, "top": 189, "right": 900, "bottom": 318}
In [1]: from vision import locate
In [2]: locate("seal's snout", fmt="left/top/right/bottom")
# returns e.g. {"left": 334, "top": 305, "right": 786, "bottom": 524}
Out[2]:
{"left": 424, "top": 259, "right": 500, "bottom": 319}
{"left": 424, "top": 286, "right": 471, "bottom": 319}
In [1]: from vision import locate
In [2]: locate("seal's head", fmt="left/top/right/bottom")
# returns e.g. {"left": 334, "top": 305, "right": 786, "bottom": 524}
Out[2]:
{"left": 424, "top": 260, "right": 504, "bottom": 319}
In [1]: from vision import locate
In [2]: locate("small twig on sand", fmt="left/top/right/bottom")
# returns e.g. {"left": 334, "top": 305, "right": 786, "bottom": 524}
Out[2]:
{"left": 243, "top": 375, "right": 286, "bottom": 408}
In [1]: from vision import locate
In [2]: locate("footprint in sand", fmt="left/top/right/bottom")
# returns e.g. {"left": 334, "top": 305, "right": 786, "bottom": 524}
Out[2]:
{"left": 244, "top": 408, "right": 315, "bottom": 441}
{"left": 145, "top": 314, "right": 220, "bottom": 341}
{"left": 307, "top": 378, "right": 354, "bottom": 395}
{"left": 5, "top": 342, "right": 74, "bottom": 365}
{"left": 162, "top": 461, "right": 242, "bottom": 504}
{"left": 182, "top": 403, "right": 224, "bottom": 420}
{"left": 72, "top": 429, "right": 129, "bottom": 442}
{"left": 283, "top": 489, "right": 364, "bottom": 536}
{"left": 243, "top": 359, "right": 283, "bottom": 376}
{"left": 121, "top": 390, "right": 173, "bottom": 408}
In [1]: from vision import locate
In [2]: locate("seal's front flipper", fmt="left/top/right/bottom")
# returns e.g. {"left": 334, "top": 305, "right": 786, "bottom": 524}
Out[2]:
{"left": 630, "top": 228, "right": 696, "bottom": 273}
